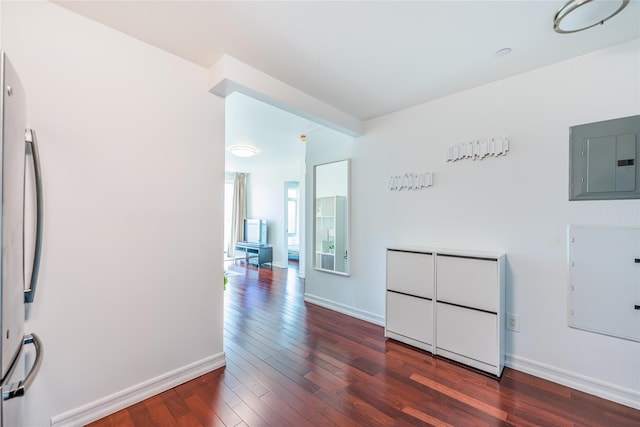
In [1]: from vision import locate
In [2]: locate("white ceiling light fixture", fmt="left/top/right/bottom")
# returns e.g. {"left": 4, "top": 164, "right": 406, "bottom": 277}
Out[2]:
{"left": 553, "top": 0, "right": 630, "bottom": 34}
{"left": 495, "top": 47, "right": 512, "bottom": 57}
{"left": 229, "top": 145, "right": 257, "bottom": 157}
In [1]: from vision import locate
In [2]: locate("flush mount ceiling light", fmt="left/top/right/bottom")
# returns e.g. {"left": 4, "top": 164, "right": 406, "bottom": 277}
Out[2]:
{"left": 554, "top": 0, "right": 630, "bottom": 34}
{"left": 229, "top": 145, "right": 257, "bottom": 157}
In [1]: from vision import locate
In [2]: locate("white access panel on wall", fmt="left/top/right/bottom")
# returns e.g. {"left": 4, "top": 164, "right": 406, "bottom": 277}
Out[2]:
{"left": 568, "top": 225, "right": 640, "bottom": 342}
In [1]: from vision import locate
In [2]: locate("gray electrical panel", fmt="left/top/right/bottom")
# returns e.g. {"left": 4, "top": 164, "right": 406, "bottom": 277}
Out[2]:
{"left": 569, "top": 115, "right": 640, "bottom": 200}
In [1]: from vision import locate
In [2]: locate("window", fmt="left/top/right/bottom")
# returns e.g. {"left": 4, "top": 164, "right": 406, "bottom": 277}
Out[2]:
{"left": 286, "top": 183, "right": 299, "bottom": 246}
{"left": 287, "top": 187, "right": 298, "bottom": 236}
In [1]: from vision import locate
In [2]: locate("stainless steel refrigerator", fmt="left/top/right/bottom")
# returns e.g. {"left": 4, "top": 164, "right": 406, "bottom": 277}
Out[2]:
{"left": 0, "top": 51, "right": 44, "bottom": 426}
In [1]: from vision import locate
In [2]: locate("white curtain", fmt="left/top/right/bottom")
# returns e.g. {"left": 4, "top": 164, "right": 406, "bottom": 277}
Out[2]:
{"left": 227, "top": 173, "right": 247, "bottom": 257}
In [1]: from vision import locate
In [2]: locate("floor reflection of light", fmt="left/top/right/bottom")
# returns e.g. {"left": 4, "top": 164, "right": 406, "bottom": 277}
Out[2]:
{"left": 223, "top": 261, "right": 308, "bottom": 351}
{"left": 276, "top": 263, "right": 304, "bottom": 331}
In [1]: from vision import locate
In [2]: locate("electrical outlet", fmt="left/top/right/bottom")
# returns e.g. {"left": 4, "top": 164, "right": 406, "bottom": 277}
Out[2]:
{"left": 507, "top": 313, "right": 520, "bottom": 332}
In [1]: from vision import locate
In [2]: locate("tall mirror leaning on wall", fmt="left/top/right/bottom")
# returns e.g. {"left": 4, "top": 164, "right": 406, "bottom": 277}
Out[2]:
{"left": 313, "top": 159, "right": 350, "bottom": 276}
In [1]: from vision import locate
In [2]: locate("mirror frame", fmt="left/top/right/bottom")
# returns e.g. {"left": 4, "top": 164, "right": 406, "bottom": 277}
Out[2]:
{"left": 313, "top": 159, "right": 351, "bottom": 276}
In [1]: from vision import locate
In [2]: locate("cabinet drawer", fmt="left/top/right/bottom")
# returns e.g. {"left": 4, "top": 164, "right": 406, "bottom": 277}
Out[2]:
{"left": 436, "top": 302, "right": 498, "bottom": 366}
{"left": 386, "top": 250, "right": 434, "bottom": 298}
{"left": 386, "top": 292, "right": 433, "bottom": 345}
{"left": 436, "top": 255, "right": 498, "bottom": 312}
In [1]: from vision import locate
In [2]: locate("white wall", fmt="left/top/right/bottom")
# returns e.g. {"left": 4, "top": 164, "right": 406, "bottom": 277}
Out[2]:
{"left": 2, "top": 2, "right": 225, "bottom": 425}
{"left": 305, "top": 39, "right": 640, "bottom": 407}
{"left": 304, "top": 128, "right": 361, "bottom": 313}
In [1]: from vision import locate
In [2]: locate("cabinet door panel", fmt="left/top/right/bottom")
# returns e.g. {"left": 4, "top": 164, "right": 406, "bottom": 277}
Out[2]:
{"left": 436, "top": 303, "right": 497, "bottom": 366}
{"left": 386, "top": 292, "right": 433, "bottom": 345}
{"left": 387, "top": 250, "right": 433, "bottom": 298}
{"left": 436, "top": 255, "right": 498, "bottom": 312}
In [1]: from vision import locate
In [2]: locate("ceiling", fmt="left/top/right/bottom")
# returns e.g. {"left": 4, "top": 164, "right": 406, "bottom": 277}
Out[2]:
{"left": 54, "top": 1, "right": 640, "bottom": 122}
{"left": 53, "top": 1, "right": 639, "bottom": 168}
{"left": 224, "top": 92, "right": 317, "bottom": 172}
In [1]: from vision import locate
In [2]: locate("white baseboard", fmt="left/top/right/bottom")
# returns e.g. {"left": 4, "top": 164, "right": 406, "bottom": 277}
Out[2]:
{"left": 506, "top": 353, "right": 640, "bottom": 410}
{"left": 271, "top": 262, "right": 288, "bottom": 269}
{"left": 303, "top": 293, "right": 385, "bottom": 326}
{"left": 50, "top": 352, "right": 226, "bottom": 427}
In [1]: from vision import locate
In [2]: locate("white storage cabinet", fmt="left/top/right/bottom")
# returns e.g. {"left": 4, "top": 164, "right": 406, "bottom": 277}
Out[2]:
{"left": 385, "top": 247, "right": 506, "bottom": 377}
{"left": 435, "top": 252, "right": 506, "bottom": 377}
{"left": 385, "top": 249, "right": 434, "bottom": 352}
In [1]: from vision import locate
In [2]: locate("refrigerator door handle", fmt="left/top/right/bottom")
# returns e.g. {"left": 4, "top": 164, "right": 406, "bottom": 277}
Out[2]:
{"left": 24, "top": 128, "right": 43, "bottom": 304}
{"left": 2, "top": 334, "right": 44, "bottom": 401}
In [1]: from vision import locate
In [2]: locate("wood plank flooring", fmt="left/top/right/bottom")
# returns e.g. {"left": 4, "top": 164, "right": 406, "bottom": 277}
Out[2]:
{"left": 89, "top": 261, "right": 640, "bottom": 426}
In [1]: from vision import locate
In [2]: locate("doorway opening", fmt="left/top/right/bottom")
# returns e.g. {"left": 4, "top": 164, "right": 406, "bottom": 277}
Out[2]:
{"left": 223, "top": 92, "right": 315, "bottom": 274}
{"left": 284, "top": 181, "right": 300, "bottom": 267}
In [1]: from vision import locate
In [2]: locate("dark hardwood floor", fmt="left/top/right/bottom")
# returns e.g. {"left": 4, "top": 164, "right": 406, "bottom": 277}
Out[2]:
{"left": 89, "top": 260, "right": 640, "bottom": 426}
